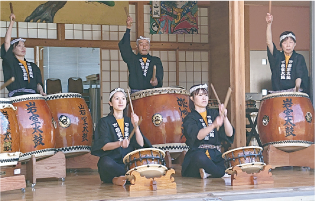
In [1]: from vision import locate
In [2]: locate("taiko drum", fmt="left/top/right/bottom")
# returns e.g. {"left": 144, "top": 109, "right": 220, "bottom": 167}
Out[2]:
{"left": 45, "top": 93, "right": 93, "bottom": 156}
{"left": 222, "top": 146, "right": 265, "bottom": 174}
{"left": 257, "top": 92, "right": 314, "bottom": 152}
{"left": 123, "top": 148, "right": 167, "bottom": 178}
{"left": 10, "top": 94, "right": 56, "bottom": 161}
{"left": 128, "top": 87, "right": 190, "bottom": 153}
{"left": 0, "top": 98, "right": 21, "bottom": 166}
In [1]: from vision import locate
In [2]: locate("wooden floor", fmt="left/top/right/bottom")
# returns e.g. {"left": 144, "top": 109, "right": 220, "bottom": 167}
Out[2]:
{"left": 1, "top": 164, "right": 314, "bottom": 201}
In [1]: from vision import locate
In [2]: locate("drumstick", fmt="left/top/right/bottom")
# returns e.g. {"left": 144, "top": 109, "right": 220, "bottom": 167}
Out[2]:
{"left": 128, "top": 116, "right": 143, "bottom": 139}
{"left": 10, "top": 2, "right": 13, "bottom": 14}
{"left": 124, "top": 6, "right": 128, "bottom": 16}
{"left": 0, "top": 77, "right": 15, "bottom": 90}
{"left": 152, "top": 65, "right": 156, "bottom": 81}
{"left": 127, "top": 88, "right": 134, "bottom": 114}
{"left": 223, "top": 87, "right": 232, "bottom": 108}
{"left": 210, "top": 83, "right": 221, "bottom": 105}
{"left": 269, "top": 1, "right": 272, "bottom": 14}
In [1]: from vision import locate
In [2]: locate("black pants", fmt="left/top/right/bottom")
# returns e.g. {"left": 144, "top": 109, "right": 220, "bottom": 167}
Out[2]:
{"left": 97, "top": 156, "right": 125, "bottom": 183}
{"left": 183, "top": 152, "right": 225, "bottom": 178}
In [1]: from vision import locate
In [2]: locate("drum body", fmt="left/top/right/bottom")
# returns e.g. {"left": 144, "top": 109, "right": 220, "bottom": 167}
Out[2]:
{"left": 10, "top": 94, "right": 55, "bottom": 161}
{"left": 45, "top": 93, "right": 93, "bottom": 156}
{"left": 123, "top": 148, "right": 167, "bottom": 178}
{"left": 222, "top": 146, "right": 265, "bottom": 174}
{"left": 129, "top": 87, "right": 190, "bottom": 153}
{"left": 257, "top": 92, "right": 314, "bottom": 152}
{"left": 0, "top": 98, "right": 20, "bottom": 166}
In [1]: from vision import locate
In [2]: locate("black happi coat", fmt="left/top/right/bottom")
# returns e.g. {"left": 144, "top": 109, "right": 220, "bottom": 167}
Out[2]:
{"left": 267, "top": 43, "right": 309, "bottom": 93}
{"left": 181, "top": 109, "right": 234, "bottom": 176}
{"left": 91, "top": 115, "right": 151, "bottom": 162}
{"left": 1, "top": 44, "right": 43, "bottom": 97}
{"left": 118, "top": 29, "right": 163, "bottom": 90}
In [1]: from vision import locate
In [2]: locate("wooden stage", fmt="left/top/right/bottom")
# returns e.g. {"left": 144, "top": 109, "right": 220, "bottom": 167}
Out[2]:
{"left": 1, "top": 164, "right": 314, "bottom": 201}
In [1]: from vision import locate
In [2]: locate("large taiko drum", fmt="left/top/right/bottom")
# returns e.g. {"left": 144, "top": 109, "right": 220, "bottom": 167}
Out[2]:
{"left": 10, "top": 94, "right": 56, "bottom": 161}
{"left": 222, "top": 146, "right": 265, "bottom": 175}
{"left": 123, "top": 148, "right": 167, "bottom": 179}
{"left": 257, "top": 92, "right": 314, "bottom": 152}
{"left": 45, "top": 93, "right": 93, "bottom": 156}
{"left": 0, "top": 98, "right": 21, "bottom": 166}
{"left": 129, "top": 87, "right": 190, "bottom": 153}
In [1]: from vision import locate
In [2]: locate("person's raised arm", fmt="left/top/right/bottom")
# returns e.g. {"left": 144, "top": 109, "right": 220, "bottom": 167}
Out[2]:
{"left": 4, "top": 14, "right": 15, "bottom": 52}
{"left": 118, "top": 16, "right": 134, "bottom": 65}
{"left": 266, "top": 13, "right": 274, "bottom": 55}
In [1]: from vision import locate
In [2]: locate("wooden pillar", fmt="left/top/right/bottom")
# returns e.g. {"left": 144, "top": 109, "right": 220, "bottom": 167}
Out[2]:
{"left": 57, "top": 24, "right": 65, "bottom": 40}
{"left": 229, "top": 1, "right": 246, "bottom": 147}
{"left": 244, "top": 5, "right": 250, "bottom": 93}
{"left": 136, "top": 2, "right": 145, "bottom": 38}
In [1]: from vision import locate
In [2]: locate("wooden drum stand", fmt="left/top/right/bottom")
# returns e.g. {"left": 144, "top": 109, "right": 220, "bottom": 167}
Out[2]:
{"left": 127, "top": 168, "right": 176, "bottom": 191}
{"left": 0, "top": 162, "right": 26, "bottom": 192}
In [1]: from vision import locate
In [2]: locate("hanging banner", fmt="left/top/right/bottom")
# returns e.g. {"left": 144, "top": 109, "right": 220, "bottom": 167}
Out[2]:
{"left": 150, "top": 1, "right": 198, "bottom": 34}
{"left": 0, "top": 1, "right": 128, "bottom": 25}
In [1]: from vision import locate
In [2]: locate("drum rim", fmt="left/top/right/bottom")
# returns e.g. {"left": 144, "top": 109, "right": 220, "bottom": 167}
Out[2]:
{"left": 222, "top": 146, "right": 263, "bottom": 158}
{"left": 123, "top": 148, "right": 165, "bottom": 163}
{"left": 262, "top": 91, "right": 309, "bottom": 101}
{"left": 130, "top": 87, "right": 190, "bottom": 99}
{"left": 10, "top": 94, "right": 44, "bottom": 101}
{"left": 45, "top": 92, "right": 82, "bottom": 98}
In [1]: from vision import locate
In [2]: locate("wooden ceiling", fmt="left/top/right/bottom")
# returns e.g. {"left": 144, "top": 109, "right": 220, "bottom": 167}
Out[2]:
{"left": 244, "top": 1, "right": 311, "bottom": 8}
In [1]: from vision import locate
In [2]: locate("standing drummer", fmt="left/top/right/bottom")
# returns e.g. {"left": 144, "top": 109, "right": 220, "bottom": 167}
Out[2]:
{"left": 266, "top": 13, "right": 309, "bottom": 93}
{"left": 119, "top": 15, "right": 163, "bottom": 94}
{"left": 1, "top": 13, "right": 46, "bottom": 97}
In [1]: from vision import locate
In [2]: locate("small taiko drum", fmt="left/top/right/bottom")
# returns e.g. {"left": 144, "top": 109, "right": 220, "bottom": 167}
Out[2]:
{"left": 45, "top": 93, "right": 93, "bottom": 156}
{"left": 123, "top": 148, "right": 167, "bottom": 179}
{"left": 257, "top": 92, "right": 314, "bottom": 152}
{"left": 129, "top": 87, "right": 190, "bottom": 153}
{"left": 10, "top": 94, "right": 56, "bottom": 161}
{"left": 0, "top": 98, "right": 21, "bottom": 166}
{"left": 222, "top": 146, "right": 265, "bottom": 175}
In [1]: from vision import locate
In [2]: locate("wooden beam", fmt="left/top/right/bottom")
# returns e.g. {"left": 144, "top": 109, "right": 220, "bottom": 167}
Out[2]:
{"left": 57, "top": 24, "right": 65, "bottom": 41}
{"left": 0, "top": 38, "right": 209, "bottom": 51}
{"left": 229, "top": 1, "right": 246, "bottom": 148}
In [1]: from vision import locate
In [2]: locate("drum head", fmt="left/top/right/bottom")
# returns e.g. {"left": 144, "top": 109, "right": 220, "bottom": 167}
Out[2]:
{"left": 0, "top": 152, "right": 21, "bottom": 167}
{"left": 55, "top": 146, "right": 91, "bottom": 157}
{"left": 19, "top": 148, "right": 55, "bottom": 162}
{"left": 272, "top": 142, "right": 311, "bottom": 152}
{"left": 125, "top": 164, "right": 168, "bottom": 179}
{"left": 130, "top": 87, "right": 189, "bottom": 100}
{"left": 225, "top": 162, "right": 266, "bottom": 175}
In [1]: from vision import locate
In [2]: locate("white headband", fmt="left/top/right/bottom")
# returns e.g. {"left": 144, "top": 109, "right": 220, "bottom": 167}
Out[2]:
{"left": 136, "top": 36, "right": 150, "bottom": 45}
{"left": 280, "top": 33, "right": 296, "bottom": 43}
{"left": 190, "top": 84, "right": 208, "bottom": 94}
{"left": 10, "top": 38, "right": 26, "bottom": 45}
{"left": 109, "top": 88, "right": 126, "bottom": 101}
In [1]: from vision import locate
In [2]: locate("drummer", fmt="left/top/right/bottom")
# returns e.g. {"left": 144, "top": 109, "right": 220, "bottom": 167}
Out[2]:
{"left": 1, "top": 13, "right": 46, "bottom": 97}
{"left": 266, "top": 13, "right": 309, "bottom": 94}
{"left": 91, "top": 88, "right": 151, "bottom": 185}
{"left": 119, "top": 15, "right": 164, "bottom": 94}
{"left": 181, "top": 84, "right": 234, "bottom": 179}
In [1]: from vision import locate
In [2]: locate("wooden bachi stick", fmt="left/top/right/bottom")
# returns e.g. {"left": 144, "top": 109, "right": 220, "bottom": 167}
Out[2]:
{"left": 0, "top": 77, "right": 15, "bottom": 90}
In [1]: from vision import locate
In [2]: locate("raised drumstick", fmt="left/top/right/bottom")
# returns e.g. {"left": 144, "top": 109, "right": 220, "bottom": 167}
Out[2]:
{"left": 127, "top": 88, "right": 134, "bottom": 114}
{"left": 152, "top": 65, "right": 156, "bottom": 81}
{"left": 10, "top": 2, "right": 13, "bottom": 14}
{"left": 128, "top": 116, "right": 143, "bottom": 139}
{"left": 124, "top": 6, "right": 128, "bottom": 16}
{"left": 269, "top": 1, "right": 272, "bottom": 14}
{"left": 210, "top": 83, "right": 222, "bottom": 105}
{"left": 0, "top": 77, "right": 15, "bottom": 90}
{"left": 223, "top": 87, "right": 232, "bottom": 109}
